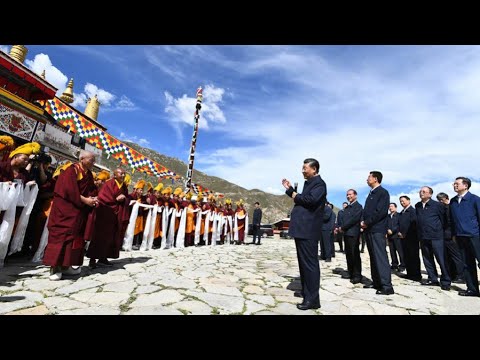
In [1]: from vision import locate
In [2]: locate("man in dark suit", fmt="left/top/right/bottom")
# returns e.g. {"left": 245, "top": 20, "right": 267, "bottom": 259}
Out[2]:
{"left": 321, "top": 203, "right": 335, "bottom": 261}
{"left": 335, "top": 202, "right": 347, "bottom": 253}
{"left": 337, "top": 189, "right": 363, "bottom": 284}
{"left": 437, "top": 192, "right": 465, "bottom": 283}
{"left": 282, "top": 158, "right": 326, "bottom": 310}
{"left": 450, "top": 177, "right": 480, "bottom": 297}
{"left": 361, "top": 171, "right": 394, "bottom": 295}
{"left": 398, "top": 195, "right": 421, "bottom": 282}
{"left": 387, "top": 203, "right": 405, "bottom": 272}
{"left": 252, "top": 202, "right": 263, "bottom": 245}
{"left": 415, "top": 186, "right": 451, "bottom": 290}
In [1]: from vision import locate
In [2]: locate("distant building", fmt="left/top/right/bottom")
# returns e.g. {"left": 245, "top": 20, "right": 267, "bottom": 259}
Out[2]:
{"left": 272, "top": 218, "right": 290, "bottom": 231}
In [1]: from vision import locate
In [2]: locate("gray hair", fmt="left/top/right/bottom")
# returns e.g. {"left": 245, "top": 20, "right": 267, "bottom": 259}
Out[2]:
{"left": 79, "top": 150, "right": 95, "bottom": 160}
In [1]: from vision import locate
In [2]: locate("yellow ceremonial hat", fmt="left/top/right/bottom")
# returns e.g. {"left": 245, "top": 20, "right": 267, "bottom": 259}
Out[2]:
{"left": 96, "top": 170, "right": 111, "bottom": 181}
{"left": 173, "top": 187, "right": 182, "bottom": 196}
{"left": 196, "top": 192, "right": 204, "bottom": 201}
{"left": 179, "top": 192, "right": 186, "bottom": 199}
{"left": 185, "top": 192, "right": 192, "bottom": 200}
{"left": 134, "top": 179, "right": 146, "bottom": 189}
{"left": 147, "top": 182, "right": 154, "bottom": 192}
{"left": 225, "top": 198, "right": 232, "bottom": 205}
{"left": 0, "top": 135, "right": 14, "bottom": 152}
{"left": 208, "top": 193, "right": 216, "bottom": 201}
{"left": 9, "top": 142, "right": 41, "bottom": 158}
{"left": 162, "top": 186, "right": 172, "bottom": 195}
{"left": 154, "top": 183, "right": 164, "bottom": 192}
{"left": 124, "top": 173, "right": 132, "bottom": 186}
{"left": 53, "top": 161, "right": 73, "bottom": 179}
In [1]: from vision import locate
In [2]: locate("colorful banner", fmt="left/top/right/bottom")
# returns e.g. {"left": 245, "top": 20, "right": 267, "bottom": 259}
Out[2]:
{"left": 44, "top": 98, "right": 176, "bottom": 178}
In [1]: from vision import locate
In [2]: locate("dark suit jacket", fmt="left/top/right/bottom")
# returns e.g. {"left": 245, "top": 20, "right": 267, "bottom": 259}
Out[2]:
{"left": 322, "top": 205, "right": 335, "bottom": 231}
{"left": 362, "top": 185, "right": 390, "bottom": 234}
{"left": 415, "top": 199, "right": 446, "bottom": 241}
{"left": 341, "top": 201, "right": 363, "bottom": 237}
{"left": 336, "top": 209, "right": 344, "bottom": 227}
{"left": 387, "top": 212, "right": 400, "bottom": 240}
{"left": 399, "top": 205, "right": 417, "bottom": 239}
{"left": 253, "top": 208, "right": 262, "bottom": 225}
{"left": 287, "top": 175, "right": 327, "bottom": 241}
{"left": 450, "top": 191, "right": 480, "bottom": 237}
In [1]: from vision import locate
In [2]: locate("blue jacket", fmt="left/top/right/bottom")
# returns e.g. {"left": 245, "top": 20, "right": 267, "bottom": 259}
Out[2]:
{"left": 336, "top": 209, "right": 344, "bottom": 227}
{"left": 450, "top": 191, "right": 480, "bottom": 237}
{"left": 341, "top": 201, "right": 363, "bottom": 237}
{"left": 362, "top": 185, "right": 390, "bottom": 234}
{"left": 322, "top": 205, "right": 336, "bottom": 231}
{"left": 399, "top": 205, "right": 417, "bottom": 239}
{"left": 387, "top": 212, "right": 400, "bottom": 239}
{"left": 288, "top": 175, "right": 327, "bottom": 241}
{"left": 415, "top": 199, "right": 446, "bottom": 241}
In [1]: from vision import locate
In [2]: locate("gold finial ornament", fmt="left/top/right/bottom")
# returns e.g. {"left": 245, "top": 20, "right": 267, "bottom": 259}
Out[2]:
{"left": 85, "top": 94, "right": 100, "bottom": 120}
{"left": 60, "top": 78, "right": 75, "bottom": 104}
{"left": 9, "top": 45, "right": 28, "bottom": 64}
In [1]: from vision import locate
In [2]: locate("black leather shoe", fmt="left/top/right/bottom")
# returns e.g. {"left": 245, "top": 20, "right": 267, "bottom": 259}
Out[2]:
{"left": 441, "top": 285, "right": 451, "bottom": 291}
{"left": 363, "top": 283, "right": 376, "bottom": 289}
{"left": 341, "top": 273, "right": 351, "bottom": 279}
{"left": 296, "top": 301, "right": 321, "bottom": 310}
{"left": 350, "top": 278, "right": 362, "bottom": 284}
{"left": 421, "top": 280, "right": 440, "bottom": 286}
{"left": 453, "top": 277, "right": 465, "bottom": 284}
{"left": 458, "top": 290, "right": 480, "bottom": 297}
{"left": 376, "top": 288, "right": 394, "bottom": 295}
{"left": 293, "top": 291, "right": 303, "bottom": 298}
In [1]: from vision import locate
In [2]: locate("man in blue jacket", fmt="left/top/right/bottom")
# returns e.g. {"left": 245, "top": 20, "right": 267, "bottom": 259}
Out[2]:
{"left": 282, "top": 158, "right": 327, "bottom": 310}
{"left": 361, "top": 171, "right": 394, "bottom": 295}
{"left": 398, "top": 195, "right": 422, "bottom": 282}
{"left": 415, "top": 186, "right": 451, "bottom": 290}
{"left": 450, "top": 177, "right": 480, "bottom": 297}
{"left": 337, "top": 189, "right": 363, "bottom": 284}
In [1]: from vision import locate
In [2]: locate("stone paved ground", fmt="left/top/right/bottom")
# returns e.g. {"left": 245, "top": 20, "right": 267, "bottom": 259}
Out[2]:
{"left": 1, "top": 235, "right": 479, "bottom": 315}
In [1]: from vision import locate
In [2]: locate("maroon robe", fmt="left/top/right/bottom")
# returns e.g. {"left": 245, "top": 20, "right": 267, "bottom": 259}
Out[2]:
{"left": 86, "top": 179, "right": 130, "bottom": 260}
{"left": 43, "top": 164, "right": 96, "bottom": 267}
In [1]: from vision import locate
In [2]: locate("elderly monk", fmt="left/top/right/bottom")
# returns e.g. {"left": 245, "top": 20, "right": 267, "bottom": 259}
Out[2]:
{"left": 43, "top": 150, "right": 98, "bottom": 281}
{"left": 87, "top": 168, "right": 130, "bottom": 268}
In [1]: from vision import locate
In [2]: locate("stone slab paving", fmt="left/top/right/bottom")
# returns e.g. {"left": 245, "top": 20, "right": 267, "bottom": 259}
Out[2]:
{"left": 2, "top": 234, "right": 480, "bottom": 315}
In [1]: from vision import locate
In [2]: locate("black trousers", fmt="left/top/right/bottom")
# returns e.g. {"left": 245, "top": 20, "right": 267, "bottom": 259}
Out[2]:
{"left": 388, "top": 237, "right": 405, "bottom": 270}
{"left": 320, "top": 230, "right": 332, "bottom": 260}
{"left": 344, "top": 235, "right": 362, "bottom": 280}
{"left": 295, "top": 238, "right": 320, "bottom": 304}
{"left": 457, "top": 236, "right": 480, "bottom": 294}
{"left": 444, "top": 238, "right": 464, "bottom": 280}
{"left": 252, "top": 224, "right": 261, "bottom": 244}
{"left": 420, "top": 238, "right": 451, "bottom": 286}
{"left": 336, "top": 232, "right": 344, "bottom": 251}
{"left": 402, "top": 234, "right": 421, "bottom": 279}
{"left": 366, "top": 232, "right": 393, "bottom": 291}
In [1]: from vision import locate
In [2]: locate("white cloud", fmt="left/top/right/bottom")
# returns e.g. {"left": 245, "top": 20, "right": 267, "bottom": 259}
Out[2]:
{"left": 71, "top": 92, "right": 87, "bottom": 109}
{"left": 265, "top": 186, "right": 285, "bottom": 195}
{"left": 84, "top": 83, "right": 116, "bottom": 106}
{"left": 164, "top": 84, "right": 227, "bottom": 129}
{"left": 193, "top": 46, "right": 480, "bottom": 196}
{"left": 117, "top": 95, "right": 135, "bottom": 109}
{"left": 119, "top": 131, "right": 150, "bottom": 147}
{"left": 25, "top": 53, "right": 68, "bottom": 96}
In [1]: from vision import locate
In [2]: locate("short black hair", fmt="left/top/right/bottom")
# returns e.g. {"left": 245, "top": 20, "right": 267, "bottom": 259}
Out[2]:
{"left": 456, "top": 177, "right": 471, "bottom": 189}
{"left": 254, "top": 202, "right": 260, "bottom": 205}
{"left": 370, "top": 171, "right": 383, "bottom": 184}
{"left": 304, "top": 158, "right": 319, "bottom": 174}
{"left": 347, "top": 189, "right": 357, "bottom": 195}
{"left": 399, "top": 195, "right": 410, "bottom": 201}
{"left": 436, "top": 192, "right": 449, "bottom": 201}
{"left": 389, "top": 202, "right": 397, "bottom": 208}
{"left": 342, "top": 202, "right": 348, "bottom": 206}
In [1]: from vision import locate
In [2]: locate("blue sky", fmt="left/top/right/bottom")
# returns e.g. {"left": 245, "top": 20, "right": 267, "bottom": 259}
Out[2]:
{"left": 1, "top": 45, "right": 479, "bottom": 208}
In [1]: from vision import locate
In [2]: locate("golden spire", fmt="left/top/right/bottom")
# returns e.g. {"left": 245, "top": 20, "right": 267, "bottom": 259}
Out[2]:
{"left": 60, "top": 78, "right": 74, "bottom": 104}
{"left": 9, "top": 45, "right": 28, "bottom": 64}
{"left": 84, "top": 94, "right": 100, "bottom": 120}
{"left": 40, "top": 70, "right": 46, "bottom": 79}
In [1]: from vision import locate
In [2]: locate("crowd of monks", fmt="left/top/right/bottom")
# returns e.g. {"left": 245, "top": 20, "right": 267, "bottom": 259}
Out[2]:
{"left": 0, "top": 138, "right": 249, "bottom": 281}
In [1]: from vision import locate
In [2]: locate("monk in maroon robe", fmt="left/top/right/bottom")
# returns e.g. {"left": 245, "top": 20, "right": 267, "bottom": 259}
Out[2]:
{"left": 87, "top": 168, "right": 130, "bottom": 268}
{"left": 43, "top": 150, "right": 97, "bottom": 280}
